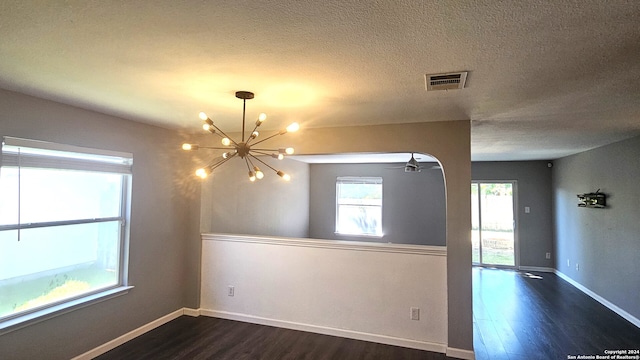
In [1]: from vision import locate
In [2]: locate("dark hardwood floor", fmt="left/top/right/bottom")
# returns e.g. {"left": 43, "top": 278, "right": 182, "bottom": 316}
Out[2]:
{"left": 96, "top": 268, "right": 640, "bottom": 359}
{"left": 95, "top": 316, "right": 449, "bottom": 360}
{"left": 473, "top": 267, "right": 640, "bottom": 360}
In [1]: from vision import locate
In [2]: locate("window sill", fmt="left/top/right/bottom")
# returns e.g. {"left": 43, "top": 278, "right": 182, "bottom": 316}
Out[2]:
{"left": 0, "top": 285, "right": 133, "bottom": 336}
{"left": 334, "top": 232, "right": 384, "bottom": 239}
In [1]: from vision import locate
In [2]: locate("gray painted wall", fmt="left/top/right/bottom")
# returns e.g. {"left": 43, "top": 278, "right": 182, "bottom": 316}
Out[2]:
{"left": 553, "top": 135, "right": 640, "bottom": 320}
{"left": 200, "top": 157, "right": 310, "bottom": 238}
{"left": 199, "top": 121, "right": 474, "bottom": 351}
{"left": 0, "top": 89, "right": 200, "bottom": 360}
{"left": 472, "top": 161, "right": 553, "bottom": 268}
{"left": 309, "top": 162, "right": 446, "bottom": 246}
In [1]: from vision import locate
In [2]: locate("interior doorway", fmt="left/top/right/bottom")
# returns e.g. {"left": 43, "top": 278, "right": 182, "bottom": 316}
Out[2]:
{"left": 471, "top": 182, "right": 517, "bottom": 267}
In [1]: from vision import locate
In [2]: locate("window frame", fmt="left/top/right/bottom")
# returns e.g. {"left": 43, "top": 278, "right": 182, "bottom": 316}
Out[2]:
{"left": 335, "top": 176, "right": 383, "bottom": 237}
{"left": 0, "top": 137, "right": 133, "bottom": 334}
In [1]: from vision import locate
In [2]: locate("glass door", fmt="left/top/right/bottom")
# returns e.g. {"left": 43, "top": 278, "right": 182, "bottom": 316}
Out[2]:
{"left": 472, "top": 182, "right": 516, "bottom": 267}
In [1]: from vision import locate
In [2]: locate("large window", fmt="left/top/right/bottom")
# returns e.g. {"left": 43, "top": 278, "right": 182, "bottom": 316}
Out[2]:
{"left": 335, "top": 176, "right": 383, "bottom": 236}
{"left": 0, "top": 137, "right": 132, "bottom": 330}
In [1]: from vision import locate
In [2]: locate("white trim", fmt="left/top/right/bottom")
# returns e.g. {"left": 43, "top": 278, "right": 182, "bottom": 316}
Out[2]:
{"left": 183, "top": 308, "right": 201, "bottom": 317}
{"left": 71, "top": 308, "right": 187, "bottom": 360}
{"left": 446, "top": 347, "right": 476, "bottom": 360}
{"left": 518, "top": 266, "right": 555, "bottom": 273}
{"left": 555, "top": 270, "right": 640, "bottom": 328}
{"left": 471, "top": 180, "right": 518, "bottom": 268}
{"left": 3, "top": 136, "right": 133, "bottom": 159}
{"left": 200, "top": 309, "right": 447, "bottom": 354}
{"left": 201, "top": 233, "right": 447, "bottom": 256}
{"left": 0, "top": 286, "right": 133, "bottom": 336}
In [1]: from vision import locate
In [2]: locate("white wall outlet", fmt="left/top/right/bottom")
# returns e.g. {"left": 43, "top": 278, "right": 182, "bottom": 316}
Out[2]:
{"left": 546, "top": 252, "right": 551, "bottom": 259}
{"left": 228, "top": 285, "right": 235, "bottom": 297}
{"left": 524, "top": 206, "right": 530, "bottom": 214}
{"left": 576, "top": 263, "right": 580, "bottom": 271}
{"left": 410, "top": 307, "right": 420, "bottom": 320}
{"left": 567, "top": 259, "right": 570, "bottom": 267}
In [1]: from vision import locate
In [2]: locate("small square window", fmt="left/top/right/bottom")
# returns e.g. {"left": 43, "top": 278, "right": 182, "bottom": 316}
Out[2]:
{"left": 336, "top": 177, "right": 382, "bottom": 237}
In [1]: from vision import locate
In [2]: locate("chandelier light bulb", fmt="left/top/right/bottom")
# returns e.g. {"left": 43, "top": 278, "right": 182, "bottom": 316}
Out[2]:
{"left": 221, "top": 138, "right": 231, "bottom": 146}
{"left": 182, "top": 143, "right": 193, "bottom": 150}
{"left": 199, "top": 112, "right": 209, "bottom": 121}
{"left": 195, "top": 168, "right": 210, "bottom": 179}
{"left": 254, "top": 166, "right": 264, "bottom": 179}
{"left": 250, "top": 131, "right": 259, "bottom": 139}
{"left": 285, "top": 147, "right": 295, "bottom": 155}
{"left": 277, "top": 171, "right": 291, "bottom": 181}
{"left": 202, "top": 118, "right": 215, "bottom": 133}
{"left": 278, "top": 153, "right": 284, "bottom": 160}
{"left": 258, "top": 113, "right": 267, "bottom": 122}
{"left": 248, "top": 171, "right": 256, "bottom": 182}
{"left": 286, "top": 122, "right": 300, "bottom": 133}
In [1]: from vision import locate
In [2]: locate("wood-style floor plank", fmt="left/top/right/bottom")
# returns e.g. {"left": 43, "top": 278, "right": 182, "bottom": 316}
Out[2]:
{"left": 473, "top": 267, "right": 640, "bottom": 360}
{"left": 96, "top": 267, "right": 640, "bottom": 359}
{"left": 95, "top": 316, "right": 448, "bottom": 360}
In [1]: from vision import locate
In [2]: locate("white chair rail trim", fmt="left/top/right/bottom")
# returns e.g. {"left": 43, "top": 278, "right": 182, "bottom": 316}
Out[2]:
{"left": 201, "top": 233, "right": 447, "bottom": 256}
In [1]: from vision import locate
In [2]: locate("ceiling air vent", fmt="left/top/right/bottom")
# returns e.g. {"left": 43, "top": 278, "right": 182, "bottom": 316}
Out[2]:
{"left": 425, "top": 71, "right": 468, "bottom": 91}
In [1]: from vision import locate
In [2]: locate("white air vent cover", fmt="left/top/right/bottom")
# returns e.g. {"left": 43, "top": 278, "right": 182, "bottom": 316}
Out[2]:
{"left": 425, "top": 71, "right": 468, "bottom": 91}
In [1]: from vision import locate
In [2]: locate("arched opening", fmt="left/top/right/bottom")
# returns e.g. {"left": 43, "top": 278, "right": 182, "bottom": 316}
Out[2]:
{"left": 197, "top": 121, "right": 473, "bottom": 356}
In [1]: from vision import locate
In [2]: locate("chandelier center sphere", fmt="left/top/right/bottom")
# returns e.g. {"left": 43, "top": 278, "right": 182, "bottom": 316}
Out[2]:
{"left": 236, "top": 142, "right": 250, "bottom": 158}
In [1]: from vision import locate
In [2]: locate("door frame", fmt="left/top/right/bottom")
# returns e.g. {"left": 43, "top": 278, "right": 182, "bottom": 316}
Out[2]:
{"left": 471, "top": 180, "right": 519, "bottom": 269}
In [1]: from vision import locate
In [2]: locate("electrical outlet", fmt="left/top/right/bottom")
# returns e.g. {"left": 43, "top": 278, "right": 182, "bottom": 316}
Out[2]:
{"left": 228, "top": 286, "right": 235, "bottom": 297}
{"left": 576, "top": 263, "right": 580, "bottom": 271}
{"left": 525, "top": 206, "right": 530, "bottom": 214}
{"left": 546, "top": 252, "right": 551, "bottom": 259}
{"left": 567, "top": 259, "right": 570, "bottom": 267}
{"left": 410, "top": 307, "right": 420, "bottom": 321}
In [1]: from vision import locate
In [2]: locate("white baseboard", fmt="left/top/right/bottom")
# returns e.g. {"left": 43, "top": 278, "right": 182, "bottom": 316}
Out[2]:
{"left": 200, "top": 309, "right": 448, "bottom": 354}
{"left": 72, "top": 307, "right": 470, "bottom": 358}
{"left": 555, "top": 270, "right": 640, "bottom": 328}
{"left": 71, "top": 308, "right": 190, "bottom": 360}
{"left": 183, "top": 307, "right": 200, "bottom": 317}
{"left": 518, "top": 266, "right": 554, "bottom": 273}
{"left": 447, "top": 346, "right": 476, "bottom": 360}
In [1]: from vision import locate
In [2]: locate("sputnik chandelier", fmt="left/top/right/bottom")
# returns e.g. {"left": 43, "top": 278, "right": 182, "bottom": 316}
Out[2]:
{"left": 182, "top": 91, "right": 299, "bottom": 182}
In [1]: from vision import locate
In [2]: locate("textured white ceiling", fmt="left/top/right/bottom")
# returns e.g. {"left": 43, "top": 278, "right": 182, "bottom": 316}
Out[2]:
{"left": 1, "top": 1, "right": 639, "bottom": 160}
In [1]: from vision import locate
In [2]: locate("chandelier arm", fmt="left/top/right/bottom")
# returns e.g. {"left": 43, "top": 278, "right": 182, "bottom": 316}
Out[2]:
{"left": 244, "top": 123, "right": 262, "bottom": 146}
{"left": 206, "top": 155, "right": 228, "bottom": 167}
{"left": 209, "top": 123, "right": 239, "bottom": 146}
{"left": 248, "top": 153, "right": 278, "bottom": 173}
{"left": 245, "top": 156, "right": 254, "bottom": 169}
{"left": 250, "top": 148, "right": 280, "bottom": 152}
{"left": 244, "top": 157, "right": 252, "bottom": 172}
{"left": 199, "top": 146, "right": 236, "bottom": 150}
{"left": 249, "top": 132, "right": 281, "bottom": 147}
{"left": 210, "top": 153, "right": 237, "bottom": 170}
{"left": 250, "top": 150, "right": 274, "bottom": 157}
{"left": 210, "top": 131, "right": 229, "bottom": 140}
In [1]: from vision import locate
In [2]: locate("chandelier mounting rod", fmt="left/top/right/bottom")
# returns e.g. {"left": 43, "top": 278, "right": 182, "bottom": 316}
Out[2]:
{"left": 236, "top": 91, "right": 254, "bottom": 143}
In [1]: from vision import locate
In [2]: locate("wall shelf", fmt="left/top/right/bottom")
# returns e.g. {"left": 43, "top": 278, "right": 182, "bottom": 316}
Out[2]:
{"left": 577, "top": 190, "right": 606, "bottom": 208}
